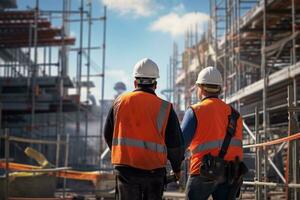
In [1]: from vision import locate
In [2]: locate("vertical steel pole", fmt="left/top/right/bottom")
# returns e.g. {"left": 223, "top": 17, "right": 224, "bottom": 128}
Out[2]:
{"left": 56, "top": 134, "right": 61, "bottom": 167}
{"left": 255, "top": 107, "right": 262, "bottom": 200}
{"left": 57, "top": 0, "right": 67, "bottom": 167}
{"left": 184, "top": 32, "right": 189, "bottom": 108}
{"left": 292, "top": 78, "right": 299, "bottom": 198}
{"left": 63, "top": 134, "right": 69, "bottom": 198}
{"left": 291, "top": 1, "right": 299, "bottom": 196}
{"left": 31, "top": 0, "right": 39, "bottom": 134}
{"left": 99, "top": 6, "right": 107, "bottom": 167}
{"left": 28, "top": 24, "right": 32, "bottom": 77}
{"left": 224, "top": 0, "right": 228, "bottom": 100}
{"left": 43, "top": 47, "right": 46, "bottom": 76}
{"left": 292, "top": 0, "right": 296, "bottom": 65}
{"left": 173, "top": 43, "right": 177, "bottom": 104}
{"left": 75, "top": 0, "right": 84, "bottom": 165}
{"left": 48, "top": 12, "right": 52, "bottom": 76}
{"left": 214, "top": 0, "right": 218, "bottom": 68}
{"left": 287, "top": 83, "right": 299, "bottom": 199}
{"left": 5, "top": 129, "right": 9, "bottom": 200}
{"left": 166, "top": 57, "right": 170, "bottom": 100}
{"left": 84, "top": 0, "right": 92, "bottom": 165}
{"left": 236, "top": 0, "right": 241, "bottom": 111}
{"left": 287, "top": 85, "right": 292, "bottom": 198}
{"left": 261, "top": 0, "right": 268, "bottom": 199}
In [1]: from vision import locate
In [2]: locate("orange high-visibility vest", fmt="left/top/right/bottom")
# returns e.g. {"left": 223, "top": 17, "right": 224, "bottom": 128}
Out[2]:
{"left": 189, "top": 98, "right": 243, "bottom": 175}
{"left": 111, "top": 91, "right": 171, "bottom": 170}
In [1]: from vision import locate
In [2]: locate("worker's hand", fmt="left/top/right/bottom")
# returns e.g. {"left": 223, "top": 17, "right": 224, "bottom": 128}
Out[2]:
{"left": 174, "top": 171, "right": 181, "bottom": 180}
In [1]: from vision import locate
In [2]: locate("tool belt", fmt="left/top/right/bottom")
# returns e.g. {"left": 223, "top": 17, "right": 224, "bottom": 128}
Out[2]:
{"left": 200, "top": 154, "right": 248, "bottom": 184}
{"left": 199, "top": 107, "right": 248, "bottom": 185}
{"left": 200, "top": 153, "right": 227, "bottom": 183}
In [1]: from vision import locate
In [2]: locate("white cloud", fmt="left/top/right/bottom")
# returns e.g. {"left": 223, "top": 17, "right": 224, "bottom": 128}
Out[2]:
{"left": 150, "top": 12, "right": 209, "bottom": 37}
{"left": 101, "top": 0, "right": 158, "bottom": 17}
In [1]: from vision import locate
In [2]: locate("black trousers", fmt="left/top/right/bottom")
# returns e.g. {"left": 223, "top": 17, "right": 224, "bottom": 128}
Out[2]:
{"left": 115, "top": 170, "right": 165, "bottom": 200}
{"left": 185, "top": 175, "right": 238, "bottom": 200}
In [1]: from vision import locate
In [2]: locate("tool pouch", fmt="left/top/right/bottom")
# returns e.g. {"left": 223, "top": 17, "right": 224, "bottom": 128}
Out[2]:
{"left": 227, "top": 157, "right": 248, "bottom": 185}
{"left": 200, "top": 153, "right": 227, "bottom": 184}
{"left": 226, "top": 158, "right": 248, "bottom": 199}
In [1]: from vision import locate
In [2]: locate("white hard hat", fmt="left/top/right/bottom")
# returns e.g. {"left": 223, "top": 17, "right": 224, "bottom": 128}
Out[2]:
{"left": 196, "top": 66, "right": 223, "bottom": 86}
{"left": 133, "top": 58, "right": 160, "bottom": 79}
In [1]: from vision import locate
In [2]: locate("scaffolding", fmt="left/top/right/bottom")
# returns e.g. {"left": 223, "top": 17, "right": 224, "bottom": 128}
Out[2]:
{"left": 174, "top": 0, "right": 300, "bottom": 199}
{"left": 0, "top": 0, "right": 108, "bottom": 198}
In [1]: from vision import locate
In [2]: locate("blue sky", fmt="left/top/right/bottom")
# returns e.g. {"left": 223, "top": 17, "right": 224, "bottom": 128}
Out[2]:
{"left": 17, "top": 0, "right": 209, "bottom": 102}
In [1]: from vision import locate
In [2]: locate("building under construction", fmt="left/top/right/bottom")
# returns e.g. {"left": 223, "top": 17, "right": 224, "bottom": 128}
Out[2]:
{"left": 170, "top": 0, "right": 300, "bottom": 199}
{"left": 0, "top": 0, "right": 113, "bottom": 199}
{"left": 1, "top": 0, "right": 300, "bottom": 199}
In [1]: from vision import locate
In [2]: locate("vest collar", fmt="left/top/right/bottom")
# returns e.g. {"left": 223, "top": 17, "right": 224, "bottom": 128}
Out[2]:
{"left": 201, "top": 95, "right": 219, "bottom": 102}
{"left": 133, "top": 88, "right": 157, "bottom": 96}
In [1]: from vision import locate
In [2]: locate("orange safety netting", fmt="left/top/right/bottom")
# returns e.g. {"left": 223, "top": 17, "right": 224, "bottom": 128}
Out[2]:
{"left": 0, "top": 161, "right": 101, "bottom": 182}
{"left": 243, "top": 132, "right": 300, "bottom": 148}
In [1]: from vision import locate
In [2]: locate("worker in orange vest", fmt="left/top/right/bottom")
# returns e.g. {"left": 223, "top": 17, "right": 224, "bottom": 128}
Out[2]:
{"left": 104, "top": 58, "right": 184, "bottom": 200}
{"left": 181, "top": 67, "right": 246, "bottom": 200}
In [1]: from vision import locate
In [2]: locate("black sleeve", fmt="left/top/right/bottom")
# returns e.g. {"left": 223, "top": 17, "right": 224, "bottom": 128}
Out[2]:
{"left": 165, "top": 105, "right": 185, "bottom": 173}
{"left": 104, "top": 106, "right": 114, "bottom": 149}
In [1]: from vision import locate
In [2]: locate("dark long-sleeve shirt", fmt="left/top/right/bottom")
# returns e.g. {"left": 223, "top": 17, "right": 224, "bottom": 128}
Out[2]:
{"left": 104, "top": 88, "right": 184, "bottom": 173}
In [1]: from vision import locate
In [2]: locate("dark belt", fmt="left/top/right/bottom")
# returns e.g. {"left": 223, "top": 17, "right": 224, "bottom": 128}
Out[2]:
{"left": 114, "top": 165, "right": 166, "bottom": 177}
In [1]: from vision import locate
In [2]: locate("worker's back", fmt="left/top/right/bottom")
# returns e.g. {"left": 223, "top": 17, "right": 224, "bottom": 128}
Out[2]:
{"left": 189, "top": 97, "right": 243, "bottom": 174}
{"left": 112, "top": 90, "right": 171, "bottom": 170}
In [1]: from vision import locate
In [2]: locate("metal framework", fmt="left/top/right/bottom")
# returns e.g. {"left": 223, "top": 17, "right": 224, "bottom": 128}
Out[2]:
{"left": 0, "top": 0, "right": 107, "bottom": 197}
{"left": 174, "top": 0, "right": 300, "bottom": 199}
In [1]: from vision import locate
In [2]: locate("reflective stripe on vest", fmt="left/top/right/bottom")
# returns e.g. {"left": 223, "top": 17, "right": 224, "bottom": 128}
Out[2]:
{"left": 156, "top": 100, "right": 170, "bottom": 134}
{"left": 112, "top": 138, "right": 167, "bottom": 153}
{"left": 192, "top": 138, "right": 242, "bottom": 155}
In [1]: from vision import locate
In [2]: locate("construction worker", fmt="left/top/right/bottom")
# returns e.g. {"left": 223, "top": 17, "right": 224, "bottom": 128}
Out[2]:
{"left": 104, "top": 58, "right": 184, "bottom": 200}
{"left": 181, "top": 67, "right": 245, "bottom": 200}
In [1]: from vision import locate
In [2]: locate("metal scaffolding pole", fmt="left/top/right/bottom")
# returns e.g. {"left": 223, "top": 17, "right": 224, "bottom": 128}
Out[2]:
{"left": 56, "top": 0, "right": 69, "bottom": 167}
{"left": 261, "top": 0, "right": 268, "bottom": 199}
{"left": 287, "top": 84, "right": 300, "bottom": 199}
{"left": 75, "top": 0, "right": 84, "bottom": 165}
{"left": 236, "top": 0, "right": 241, "bottom": 111}
{"left": 84, "top": 0, "right": 92, "bottom": 164}
{"left": 213, "top": 0, "right": 218, "bottom": 68}
{"left": 292, "top": 80, "right": 300, "bottom": 198}
{"left": 48, "top": 12, "right": 52, "bottom": 76}
{"left": 224, "top": 0, "right": 228, "bottom": 100}
{"left": 291, "top": 1, "right": 300, "bottom": 198}
{"left": 63, "top": 134, "right": 69, "bottom": 198}
{"left": 99, "top": 6, "right": 107, "bottom": 167}
{"left": 31, "top": 0, "right": 39, "bottom": 133}
{"left": 255, "top": 107, "right": 262, "bottom": 200}
{"left": 4, "top": 129, "right": 9, "bottom": 200}
{"left": 172, "top": 42, "right": 178, "bottom": 104}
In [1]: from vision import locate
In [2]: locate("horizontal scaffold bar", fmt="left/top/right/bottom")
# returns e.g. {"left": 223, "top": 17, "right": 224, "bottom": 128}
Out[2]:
{"left": 243, "top": 181, "right": 300, "bottom": 188}
{"left": 243, "top": 132, "right": 300, "bottom": 148}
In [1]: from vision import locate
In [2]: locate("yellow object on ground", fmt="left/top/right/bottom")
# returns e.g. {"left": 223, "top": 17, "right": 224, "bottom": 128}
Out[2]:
{"left": 24, "top": 147, "right": 52, "bottom": 168}
{"left": 0, "top": 161, "right": 102, "bottom": 182}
